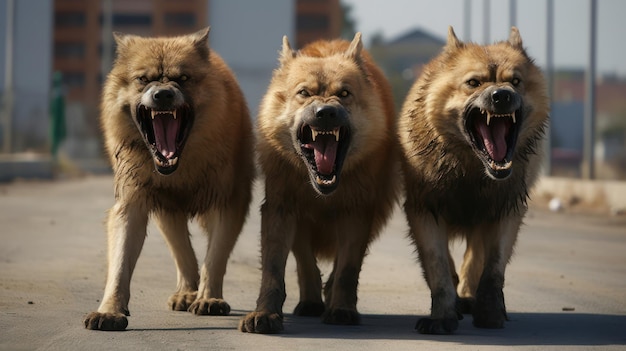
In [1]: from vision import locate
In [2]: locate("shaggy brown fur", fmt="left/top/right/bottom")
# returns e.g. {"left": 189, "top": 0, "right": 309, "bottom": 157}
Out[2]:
{"left": 239, "top": 33, "right": 399, "bottom": 334}
{"left": 398, "top": 27, "right": 548, "bottom": 334}
{"left": 83, "top": 28, "right": 254, "bottom": 331}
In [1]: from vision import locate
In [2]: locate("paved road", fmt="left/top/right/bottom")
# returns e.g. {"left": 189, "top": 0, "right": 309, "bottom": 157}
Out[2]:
{"left": 1, "top": 176, "right": 625, "bottom": 350}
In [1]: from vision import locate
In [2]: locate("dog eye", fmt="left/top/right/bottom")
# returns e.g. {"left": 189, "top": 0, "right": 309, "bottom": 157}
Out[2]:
{"left": 466, "top": 79, "right": 480, "bottom": 87}
{"left": 298, "top": 89, "right": 310, "bottom": 97}
{"left": 138, "top": 76, "right": 149, "bottom": 84}
{"left": 179, "top": 75, "right": 189, "bottom": 82}
{"left": 338, "top": 90, "right": 350, "bottom": 98}
{"left": 511, "top": 77, "right": 521, "bottom": 86}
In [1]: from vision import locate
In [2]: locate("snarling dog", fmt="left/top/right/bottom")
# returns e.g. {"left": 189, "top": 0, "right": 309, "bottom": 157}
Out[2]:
{"left": 398, "top": 27, "right": 549, "bottom": 334}
{"left": 240, "top": 33, "right": 399, "bottom": 333}
{"left": 84, "top": 28, "right": 255, "bottom": 330}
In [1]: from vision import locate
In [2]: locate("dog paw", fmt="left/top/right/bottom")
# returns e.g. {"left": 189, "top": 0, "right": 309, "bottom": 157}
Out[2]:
{"left": 239, "top": 311, "right": 283, "bottom": 334}
{"left": 293, "top": 301, "right": 325, "bottom": 317}
{"left": 188, "top": 298, "right": 230, "bottom": 316}
{"left": 415, "top": 317, "right": 458, "bottom": 334}
{"left": 83, "top": 312, "right": 128, "bottom": 331}
{"left": 472, "top": 303, "right": 507, "bottom": 328}
{"left": 473, "top": 286, "right": 507, "bottom": 328}
{"left": 322, "top": 307, "right": 361, "bottom": 325}
{"left": 168, "top": 292, "right": 197, "bottom": 311}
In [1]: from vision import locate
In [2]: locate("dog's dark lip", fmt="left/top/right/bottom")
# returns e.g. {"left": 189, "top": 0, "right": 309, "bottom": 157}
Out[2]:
{"left": 297, "top": 123, "right": 351, "bottom": 194}
{"left": 136, "top": 103, "right": 193, "bottom": 175}
{"left": 464, "top": 105, "right": 522, "bottom": 179}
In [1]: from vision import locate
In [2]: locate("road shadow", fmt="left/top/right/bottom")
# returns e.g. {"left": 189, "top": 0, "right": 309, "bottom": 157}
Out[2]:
{"left": 277, "top": 312, "right": 626, "bottom": 346}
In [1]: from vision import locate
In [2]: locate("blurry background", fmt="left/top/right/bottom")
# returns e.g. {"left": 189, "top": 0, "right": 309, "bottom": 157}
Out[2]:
{"left": 0, "top": 0, "right": 624, "bottom": 181}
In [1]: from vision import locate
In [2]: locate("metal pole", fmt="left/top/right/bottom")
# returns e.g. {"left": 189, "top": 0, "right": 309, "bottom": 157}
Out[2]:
{"left": 544, "top": 0, "right": 553, "bottom": 176}
{"left": 509, "top": 0, "right": 516, "bottom": 28}
{"left": 483, "top": 0, "right": 490, "bottom": 44}
{"left": 101, "top": 0, "right": 113, "bottom": 81}
{"left": 582, "top": 0, "right": 596, "bottom": 179}
{"left": 3, "top": 0, "right": 15, "bottom": 153}
{"left": 464, "top": 0, "right": 472, "bottom": 41}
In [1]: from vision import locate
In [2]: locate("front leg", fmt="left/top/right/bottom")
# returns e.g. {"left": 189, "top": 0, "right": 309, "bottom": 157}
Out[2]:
{"left": 407, "top": 212, "right": 459, "bottom": 334}
{"left": 239, "top": 200, "right": 296, "bottom": 334}
{"left": 84, "top": 202, "right": 148, "bottom": 331}
{"left": 472, "top": 215, "right": 522, "bottom": 328}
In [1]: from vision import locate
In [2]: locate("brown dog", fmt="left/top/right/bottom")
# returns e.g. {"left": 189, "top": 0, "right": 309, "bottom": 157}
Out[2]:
{"left": 83, "top": 28, "right": 255, "bottom": 330}
{"left": 239, "top": 33, "right": 399, "bottom": 333}
{"left": 398, "top": 27, "right": 549, "bottom": 334}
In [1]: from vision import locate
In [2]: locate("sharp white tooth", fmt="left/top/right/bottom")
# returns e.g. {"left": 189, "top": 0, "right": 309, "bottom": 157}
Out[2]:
{"left": 511, "top": 111, "right": 516, "bottom": 124}
{"left": 151, "top": 110, "right": 156, "bottom": 120}
{"left": 315, "top": 175, "right": 337, "bottom": 186}
{"left": 333, "top": 129, "right": 340, "bottom": 141}
{"left": 170, "top": 157, "right": 178, "bottom": 166}
{"left": 311, "top": 129, "right": 318, "bottom": 142}
{"left": 486, "top": 112, "right": 492, "bottom": 126}
{"left": 172, "top": 110, "right": 177, "bottom": 120}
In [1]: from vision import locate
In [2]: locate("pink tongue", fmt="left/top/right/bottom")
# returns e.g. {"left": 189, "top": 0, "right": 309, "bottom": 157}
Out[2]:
{"left": 312, "top": 135, "right": 338, "bottom": 175}
{"left": 476, "top": 119, "right": 508, "bottom": 162}
{"left": 152, "top": 113, "right": 180, "bottom": 159}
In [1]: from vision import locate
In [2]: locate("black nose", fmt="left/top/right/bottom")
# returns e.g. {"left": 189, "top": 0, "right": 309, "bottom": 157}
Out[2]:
{"left": 491, "top": 89, "right": 512, "bottom": 106}
{"left": 315, "top": 105, "right": 339, "bottom": 120}
{"left": 153, "top": 88, "right": 175, "bottom": 103}
{"left": 307, "top": 105, "right": 348, "bottom": 130}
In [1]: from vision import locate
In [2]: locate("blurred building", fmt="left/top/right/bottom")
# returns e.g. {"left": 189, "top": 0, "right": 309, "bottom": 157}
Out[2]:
{"left": 0, "top": 0, "right": 53, "bottom": 154}
{"left": 50, "top": 0, "right": 343, "bottom": 161}
{"left": 296, "top": 0, "right": 343, "bottom": 48}
{"left": 53, "top": 0, "right": 208, "bottom": 107}
{"left": 369, "top": 28, "right": 444, "bottom": 110}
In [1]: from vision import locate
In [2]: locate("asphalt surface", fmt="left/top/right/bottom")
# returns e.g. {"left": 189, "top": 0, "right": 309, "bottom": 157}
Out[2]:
{"left": 1, "top": 175, "right": 625, "bottom": 350}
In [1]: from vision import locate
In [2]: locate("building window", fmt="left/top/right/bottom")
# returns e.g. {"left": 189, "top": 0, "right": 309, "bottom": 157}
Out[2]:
{"left": 63, "top": 72, "right": 85, "bottom": 88}
{"left": 108, "top": 14, "right": 152, "bottom": 27}
{"left": 164, "top": 13, "right": 196, "bottom": 27}
{"left": 55, "top": 12, "right": 86, "bottom": 27}
{"left": 297, "top": 14, "right": 329, "bottom": 31}
{"left": 55, "top": 42, "right": 85, "bottom": 59}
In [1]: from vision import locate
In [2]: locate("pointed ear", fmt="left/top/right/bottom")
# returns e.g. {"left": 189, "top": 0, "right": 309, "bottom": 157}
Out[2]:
{"left": 445, "top": 26, "right": 463, "bottom": 51}
{"left": 345, "top": 32, "right": 363, "bottom": 62}
{"left": 280, "top": 35, "right": 296, "bottom": 64}
{"left": 113, "top": 32, "right": 138, "bottom": 56}
{"left": 190, "top": 27, "right": 210, "bottom": 57}
{"left": 113, "top": 32, "right": 132, "bottom": 50}
{"left": 190, "top": 27, "right": 210, "bottom": 45}
{"left": 508, "top": 26, "right": 523, "bottom": 50}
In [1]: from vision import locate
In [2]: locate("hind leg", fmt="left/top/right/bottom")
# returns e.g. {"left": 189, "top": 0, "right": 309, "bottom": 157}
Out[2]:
{"left": 457, "top": 230, "right": 485, "bottom": 314}
{"left": 292, "top": 225, "right": 324, "bottom": 317}
{"left": 407, "top": 212, "right": 459, "bottom": 334}
{"left": 188, "top": 207, "right": 243, "bottom": 316}
{"left": 472, "top": 215, "right": 522, "bottom": 328}
{"left": 154, "top": 211, "right": 199, "bottom": 311}
{"left": 321, "top": 217, "right": 370, "bottom": 325}
{"left": 84, "top": 202, "right": 148, "bottom": 331}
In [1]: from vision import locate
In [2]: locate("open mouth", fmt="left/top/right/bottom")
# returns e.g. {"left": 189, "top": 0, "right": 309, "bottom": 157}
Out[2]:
{"left": 298, "top": 124, "right": 351, "bottom": 194}
{"left": 136, "top": 104, "right": 193, "bottom": 175}
{"left": 465, "top": 106, "right": 521, "bottom": 179}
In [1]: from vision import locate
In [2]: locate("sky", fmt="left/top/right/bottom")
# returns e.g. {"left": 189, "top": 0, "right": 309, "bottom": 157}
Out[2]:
{"left": 342, "top": 0, "right": 626, "bottom": 77}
